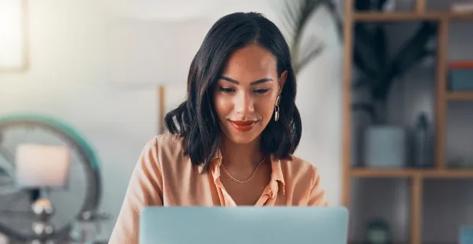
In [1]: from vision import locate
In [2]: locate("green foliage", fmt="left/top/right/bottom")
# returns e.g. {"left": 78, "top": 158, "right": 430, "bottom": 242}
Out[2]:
{"left": 353, "top": 22, "right": 437, "bottom": 102}
{"left": 352, "top": 1, "right": 437, "bottom": 123}
{"left": 281, "top": 0, "right": 342, "bottom": 74}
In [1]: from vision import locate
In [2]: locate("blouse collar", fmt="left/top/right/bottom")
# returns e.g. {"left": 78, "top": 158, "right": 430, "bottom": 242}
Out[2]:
{"left": 198, "top": 147, "right": 286, "bottom": 196}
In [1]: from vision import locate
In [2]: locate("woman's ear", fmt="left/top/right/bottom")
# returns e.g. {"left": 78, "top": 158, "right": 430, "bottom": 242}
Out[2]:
{"left": 278, "top": 70, "right": 288, "bottom": 94}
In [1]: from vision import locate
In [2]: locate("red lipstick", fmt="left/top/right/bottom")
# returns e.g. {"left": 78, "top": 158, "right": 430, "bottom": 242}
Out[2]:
{"left": 229, "top": 120, "right": 256, "bottom": 132}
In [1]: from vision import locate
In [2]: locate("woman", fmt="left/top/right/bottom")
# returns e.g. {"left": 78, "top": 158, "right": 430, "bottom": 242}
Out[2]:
{"left": 109, "top": 12, "right": 327, "bottom": 244}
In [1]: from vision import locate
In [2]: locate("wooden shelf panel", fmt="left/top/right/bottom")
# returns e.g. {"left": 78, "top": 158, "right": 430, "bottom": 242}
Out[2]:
{"left": 353, "top": 11, "right": 473, "bottom": 22}
{"left": 351, "top": 168, "right": 419, "bottom": 177}
{"left": 424, "top": 169, "right": 473, "bottom": 178}
{"left": 446, "top": 91, "right": 473, "bottom": 101}
{"left": 350, "top": 168, "right": 473, "bottom": 178}
{"left": 353, "top": 12, "right": 442, "bottom": 21}
{"left": 449, "top": 12, "right": 473, "bottom": 21}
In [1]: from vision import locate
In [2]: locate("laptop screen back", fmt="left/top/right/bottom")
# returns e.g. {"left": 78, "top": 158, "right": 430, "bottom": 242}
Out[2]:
{"left": 140, "top": 207, "right": 348, "bottom": 244}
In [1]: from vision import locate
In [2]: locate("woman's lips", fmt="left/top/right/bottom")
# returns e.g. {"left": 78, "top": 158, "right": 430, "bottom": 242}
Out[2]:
{"left": 229, "top": 120, "right": 257, "bottom": 132}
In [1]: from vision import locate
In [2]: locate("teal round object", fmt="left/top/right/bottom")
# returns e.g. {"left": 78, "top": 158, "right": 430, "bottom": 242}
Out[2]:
{"left": 0, "top": 113, "right": 101, "bottom": 242}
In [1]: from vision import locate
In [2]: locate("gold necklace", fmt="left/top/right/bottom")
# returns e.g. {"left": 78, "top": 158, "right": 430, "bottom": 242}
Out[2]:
{"left": 221, "top": 157, "right": 266, "bottom": 184}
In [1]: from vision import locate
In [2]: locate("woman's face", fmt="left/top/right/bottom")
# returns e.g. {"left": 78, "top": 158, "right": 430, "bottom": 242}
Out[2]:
{"left": 213, "top": 43, "right": 287, "bottom": 145}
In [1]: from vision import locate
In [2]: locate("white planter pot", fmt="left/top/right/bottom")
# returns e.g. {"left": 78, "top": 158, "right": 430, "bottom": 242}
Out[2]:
{"left": 364, "top": 126, "right": 407, "bottom": 168}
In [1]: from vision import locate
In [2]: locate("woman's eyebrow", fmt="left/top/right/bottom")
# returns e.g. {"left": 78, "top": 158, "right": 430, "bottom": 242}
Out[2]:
{"left": 220, "top": 76, "right": 273, "bottom": 85}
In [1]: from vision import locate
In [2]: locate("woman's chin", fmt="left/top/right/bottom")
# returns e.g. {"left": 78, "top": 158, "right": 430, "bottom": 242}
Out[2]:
{"left": 226, "top": 131, "right": 261, "bottom": 145}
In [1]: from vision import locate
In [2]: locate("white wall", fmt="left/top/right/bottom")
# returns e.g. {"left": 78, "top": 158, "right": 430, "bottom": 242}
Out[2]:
{"left": 0, "top": 0, "right": 343, "bottom": 239}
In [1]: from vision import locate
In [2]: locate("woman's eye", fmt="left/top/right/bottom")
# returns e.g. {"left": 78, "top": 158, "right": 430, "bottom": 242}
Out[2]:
{"left": 218, "top": 87, "right": 235, "bottom": 93}
{"left": 254, "top": 88, "right": 270, "bottom": 94}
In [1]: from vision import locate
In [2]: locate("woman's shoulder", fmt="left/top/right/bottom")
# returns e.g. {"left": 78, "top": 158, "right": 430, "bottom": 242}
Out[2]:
{"left": 146, "top": 132, "right": 186, "bottom": 157}
{"left": 141, "top": 132, "right": 190, "bottom": 169}
{"left": 278, "top": 154, "right": 321, "bottom": 179}
{"left": 137, "top": 133, "right": 183, "bottom": 162}
{"left": 154, "top": 132, "right": 184, "bottom": 146}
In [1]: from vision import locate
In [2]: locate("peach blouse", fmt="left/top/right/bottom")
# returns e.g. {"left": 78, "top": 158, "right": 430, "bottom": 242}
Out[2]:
{"left": 109, "top": 133, "right": 327, "bottom": 244}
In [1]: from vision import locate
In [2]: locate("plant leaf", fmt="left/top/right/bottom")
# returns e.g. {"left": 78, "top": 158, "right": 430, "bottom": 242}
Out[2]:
{"left": 296, "top": 38, "right": 324, "bottom": 73}
{"left": 354, "top": 23, "right": 383, "bottom": 80}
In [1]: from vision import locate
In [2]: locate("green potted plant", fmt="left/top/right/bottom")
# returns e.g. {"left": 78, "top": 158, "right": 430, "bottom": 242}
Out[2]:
{"left": 352, "top": 2, "right": 437, "bottom": 168}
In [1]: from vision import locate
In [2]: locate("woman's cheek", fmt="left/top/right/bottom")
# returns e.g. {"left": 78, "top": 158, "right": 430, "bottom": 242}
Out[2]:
{"left": 214, "top": 95, "right": 232, "bottom": 117}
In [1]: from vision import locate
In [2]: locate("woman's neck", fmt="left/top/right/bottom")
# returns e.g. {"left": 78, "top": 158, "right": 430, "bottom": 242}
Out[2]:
{"left": 220, "top": 137, "right": 265, "bottom": 172}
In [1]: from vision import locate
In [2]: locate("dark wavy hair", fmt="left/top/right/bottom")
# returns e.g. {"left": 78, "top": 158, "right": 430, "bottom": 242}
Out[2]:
{"left": 164, "top": 12, "right": 302, "bottom": 167}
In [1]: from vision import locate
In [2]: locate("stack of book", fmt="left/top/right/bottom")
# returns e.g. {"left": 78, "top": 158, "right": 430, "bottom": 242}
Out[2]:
{"left": 451, "top": 2, "right": 473, "bottom": 13}
{"left": 448, "top": 61, "right": 473, "bottom": 91}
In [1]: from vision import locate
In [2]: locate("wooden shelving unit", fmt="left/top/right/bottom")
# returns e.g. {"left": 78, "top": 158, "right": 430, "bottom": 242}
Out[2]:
{"left": 342, "top": 1, "right": 473, "bottom": 243}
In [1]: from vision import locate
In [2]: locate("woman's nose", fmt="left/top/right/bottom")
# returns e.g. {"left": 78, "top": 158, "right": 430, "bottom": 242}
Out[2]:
{"left": 234, "top": 91, "right": 255, "bottom": 115}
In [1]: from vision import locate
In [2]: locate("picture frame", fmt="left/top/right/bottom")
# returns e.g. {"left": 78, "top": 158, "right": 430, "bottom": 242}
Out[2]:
{"left": 157, "top": 82, "right": 187, "bottom": 133}
{"left": 0, "top": 0, "right": 28, "bottom": 72}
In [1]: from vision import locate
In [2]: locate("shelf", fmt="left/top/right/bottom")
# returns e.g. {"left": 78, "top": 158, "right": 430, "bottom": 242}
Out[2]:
{"left": 351, "top": 168, "right": 419, "bottom": 177}
{"left": 446, "top": 91, "right": 473, "bottom": 101}
{"left": 353, "top": 12, "right": 442, "bottom": 21}
{"left": 449, "top": 12, "right": 473, "bottom": 21}
{"left": 344, "top": 2, "right": 473, "bottom": 243}
{"left": 351, "top": 168, "right": 473, "bottom": 178}
{"left": 352, "top": 11, "right": 473, "bottom": 22}
{"left": 424, "top": 169, "right": 473, "bottom": 178}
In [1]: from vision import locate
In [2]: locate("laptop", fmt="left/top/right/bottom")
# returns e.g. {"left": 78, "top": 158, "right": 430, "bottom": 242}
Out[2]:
{"left": 140, "top": 207, "right": 348, "bottom": 244}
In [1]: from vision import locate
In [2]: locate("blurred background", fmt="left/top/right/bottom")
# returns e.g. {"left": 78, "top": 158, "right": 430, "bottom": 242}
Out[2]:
{"left": 0, "top": 0, "right": 472, "bottom": 243}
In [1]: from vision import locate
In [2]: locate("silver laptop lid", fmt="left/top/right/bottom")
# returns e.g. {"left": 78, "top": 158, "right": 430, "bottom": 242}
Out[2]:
{"left": 140, "top": 207, "right": 348, "bottom": 244}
